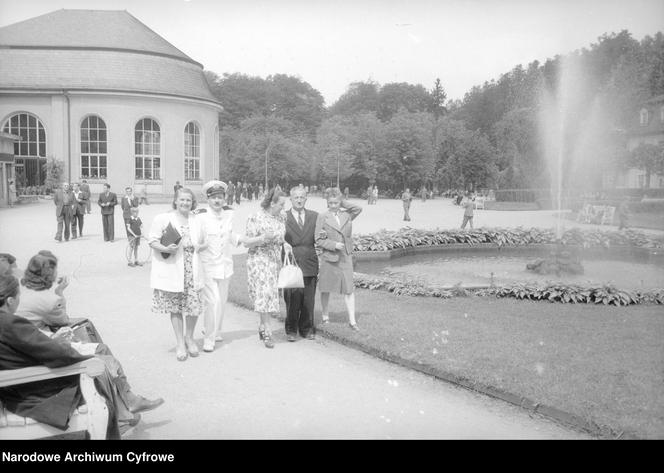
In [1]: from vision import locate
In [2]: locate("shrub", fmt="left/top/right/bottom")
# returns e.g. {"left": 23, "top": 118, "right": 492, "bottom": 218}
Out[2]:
{"left": 353, "top": 227, "right": 664, "bottom": 251}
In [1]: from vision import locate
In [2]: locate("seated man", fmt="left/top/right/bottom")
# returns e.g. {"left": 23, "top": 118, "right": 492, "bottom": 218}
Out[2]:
{"left": 11, "top": 251, "right": 164, "bottom": 434}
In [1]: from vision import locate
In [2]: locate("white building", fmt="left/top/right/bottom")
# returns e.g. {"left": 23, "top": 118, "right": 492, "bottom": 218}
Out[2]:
{"left": 0, "top": 9, "right": 222, "bottom": 197}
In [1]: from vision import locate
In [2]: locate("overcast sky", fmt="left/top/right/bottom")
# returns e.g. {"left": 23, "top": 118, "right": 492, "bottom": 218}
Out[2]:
{"left": 1, "top": 0, "right": 662, "bottom": 105}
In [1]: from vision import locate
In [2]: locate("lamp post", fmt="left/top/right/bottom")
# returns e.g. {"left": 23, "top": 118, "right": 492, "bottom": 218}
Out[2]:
{"left": 264, "top": 136, "right": 271, "bottom": 190}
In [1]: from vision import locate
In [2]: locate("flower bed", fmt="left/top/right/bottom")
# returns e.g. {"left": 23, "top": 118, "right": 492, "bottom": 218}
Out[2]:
{"left": 353, "top": 272, "right": 664, "bottom": 306}
{"left": 353, "top": 227, "right": 664, "bottom": 252}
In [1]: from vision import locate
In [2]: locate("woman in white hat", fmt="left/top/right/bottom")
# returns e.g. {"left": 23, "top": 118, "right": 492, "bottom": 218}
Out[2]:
{"left": 197, "top": 180, "right": 245, "bottom": 352}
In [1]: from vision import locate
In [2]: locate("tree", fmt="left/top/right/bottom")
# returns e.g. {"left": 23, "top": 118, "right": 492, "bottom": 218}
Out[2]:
{"left": 328, "top": 81, "right": 380, "bottom": 117}
{"left": 315, "top": 116, "right": 355, "bottom": 187}
{"left": 377, "top": 82, "right": 432, "bottom": 121}
{"left": 629, "top": 143, "right": 664, "bottom": 188}
{"left": 43, "top": 157, "right": 65, "bottom": 191}
{"left": 430, "top": 78, "right": 448, "bottom": 120}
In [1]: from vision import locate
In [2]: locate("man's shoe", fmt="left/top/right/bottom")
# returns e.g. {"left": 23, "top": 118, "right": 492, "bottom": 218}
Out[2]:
{"left": 128, "top": 396, "right": 164, "bottom": 414}
{"left": 119, "top": 413, "right": 141, "bottom": 436}
{"left": 203, "top": 340, "right": 215, "bottom": 352}
{"left": 128, "top": 262, "right": 135, "bottom": 267}
{"left": 287, "top": 334, "right": 297, "bottom": 342}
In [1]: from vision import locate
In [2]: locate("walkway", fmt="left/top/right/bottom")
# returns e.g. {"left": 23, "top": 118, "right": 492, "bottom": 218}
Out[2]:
{"left": 0, "top": 198, "right": 593, "bottom": 438}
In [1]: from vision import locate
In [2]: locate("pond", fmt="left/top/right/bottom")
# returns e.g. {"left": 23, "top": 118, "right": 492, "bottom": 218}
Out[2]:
{"left": 354, "top": 247, "right": 664, "bottom": 291}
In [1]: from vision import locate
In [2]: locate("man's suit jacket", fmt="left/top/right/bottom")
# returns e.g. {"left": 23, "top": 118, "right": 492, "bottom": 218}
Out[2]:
{"left": 284, "top": 208, "right": 319, "bottom": 277}
{"left": 314, "top": 201, "right": 362, "bottom": 262}
{"left": 98, "top": 191, "right": 117, "bottom": 215}
{"left": 79, "top": 183, "right": 91, "bottom": 200}
{"left": 120, "top": 195, "right": 139, "bottom": 219}
{"left": 53, "top": 189, "right": 74, "bottom": 216}
{"left": 72, "top": 190, "right": 86, "bottom": 215}
{"left": 0, "top": 311, "right": 92, "bottom": 429}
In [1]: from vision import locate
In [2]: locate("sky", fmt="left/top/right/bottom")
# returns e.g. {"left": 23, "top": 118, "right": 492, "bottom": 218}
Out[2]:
{"left": 1, "top": 0, "right": 663, "bottom": 106}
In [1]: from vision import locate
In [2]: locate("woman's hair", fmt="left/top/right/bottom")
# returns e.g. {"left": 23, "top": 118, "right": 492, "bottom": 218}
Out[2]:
{"left": 0, "top": 253, "right": 16, "bottom": 265}
{"left": 172, "top": 187, "right": 198, "bottom": 210}
{"left": 21, "top": 251, "right": 58, "bottom": 291}
{"left": 0, "top": 273, "right": 20, "bottom": 308}
{"left": 260, "top": 187, "right": 285, "bottom": 210}
{"left": 325, "top": 187, "right": 343, "bottom": 201}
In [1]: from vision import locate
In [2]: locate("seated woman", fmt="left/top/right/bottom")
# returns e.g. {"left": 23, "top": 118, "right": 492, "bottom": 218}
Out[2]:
{"left": 0, "top": 272, "right": 124, "bottom": 438}
{"left": 14, "top": 251, "right": 163, "bottom": 432}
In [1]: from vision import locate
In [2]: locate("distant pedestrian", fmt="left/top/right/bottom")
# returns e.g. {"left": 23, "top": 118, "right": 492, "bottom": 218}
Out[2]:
{"left": 98, "top": 183, "right": 118, "bottom": 242}
{"left": 343, "top": 187, "right": 350, "bottom": 199}
{"left": 71, "top": 182, "right": 86, "bottom": 238}
{"left": 235, "top": 181, "right": 241, "bottom": 205}
{"left": 120, "top": 186, "right": 139, "bottom": 238}
{"left": 7, "top": 179, "right": 17, "bottom": 207}
{"left": 460, "top": 192, "right": 475, "bottom": 229}
{"left": 618, "top": 198, "right": 630, "bottom": 230}
{"left": 226, "top": 181, "right": 235, "bottom": 206}
{"left": 139, "top": 182, "right": 150, "bottom": 205}
{"left": 126, "top": 207, "right": 143, "bottom": 267}
{"left": 372, "top": 185, "right": 378, "bottom": 205}
{"left": 402, "top": 188, "right": 412, "bottom": 221}
{"left": 80, "top": 179, "right": 91, "bottom": 214}
{"left": 174, "top": 181, "right": 183, "bottom": 199}
{"left": 420, "top": 186, "right": 427, "bottom": 202}
{"left": 53, "top": 183, "right": 74, "bottom": 242}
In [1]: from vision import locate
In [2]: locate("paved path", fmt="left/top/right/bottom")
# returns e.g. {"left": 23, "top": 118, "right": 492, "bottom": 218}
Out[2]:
{"left": 0, "top": 198, "right": 599, "bottom": 438}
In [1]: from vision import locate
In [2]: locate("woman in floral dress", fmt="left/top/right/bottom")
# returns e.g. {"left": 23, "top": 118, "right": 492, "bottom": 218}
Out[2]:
{"left": 149, "top": 188, "right": 206, "bottom": 361}
{"left": 244, "top": 188, "right": 290, "bottom": 348}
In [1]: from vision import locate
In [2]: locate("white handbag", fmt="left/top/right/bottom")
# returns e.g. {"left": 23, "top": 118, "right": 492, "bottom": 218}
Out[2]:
{"left": 278, "top": 247, "right": 305, "bottom": 289}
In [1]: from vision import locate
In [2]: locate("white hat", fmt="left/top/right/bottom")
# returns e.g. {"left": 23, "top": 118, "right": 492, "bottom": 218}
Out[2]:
{"left": 202, "top": 180, "right": 228, "bottom": 197}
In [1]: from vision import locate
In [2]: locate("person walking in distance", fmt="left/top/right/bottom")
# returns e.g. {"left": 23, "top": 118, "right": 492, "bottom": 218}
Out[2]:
{"left": 120, "top": 186, "right": 139, "bottom": 238}
{"left": 460, "top": 191, "right": 475, "bottom": 229}
{"left": 53, "top": 183, "right": 74, "bottom": 242}
{"left": 98, "top": 183, "right": 118, "bottom": 242}
{"left": 402, "top": 188, "right": 413, "bottom": 221}
{"left": 71, "top": 182, "right": 86, "bottom": 238}
{"left": 80, "top": 179, "right": 91, "bottom": 214}
{"left": 283, "top": 186, "right": 319, "bottom": 342}
{"left": 139, "top": 182, "right": 149, "bottom": 205}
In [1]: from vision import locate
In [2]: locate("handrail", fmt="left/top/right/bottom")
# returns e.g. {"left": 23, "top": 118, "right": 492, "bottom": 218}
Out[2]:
{"left": 0, "top": 358, "right": 105, "bottom": 388}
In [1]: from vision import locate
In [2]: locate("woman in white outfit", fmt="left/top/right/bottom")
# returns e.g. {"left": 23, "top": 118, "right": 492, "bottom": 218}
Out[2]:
{"left": 197, "top": 180, "right": 245, "bottom": 352}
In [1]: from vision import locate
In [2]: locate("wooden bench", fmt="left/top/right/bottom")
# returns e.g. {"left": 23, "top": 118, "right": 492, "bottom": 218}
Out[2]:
{"left": 0, "top": 358, "right": 109, "bottom": 439}
{"left": 17, "top": 194, "right": 40, "bottom": 203}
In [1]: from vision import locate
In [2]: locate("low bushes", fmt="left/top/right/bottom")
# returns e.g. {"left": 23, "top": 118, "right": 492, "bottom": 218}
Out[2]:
{"left": 353, "top": 227, "right": 664, "bottom": 252}
{"left": 354, "top": 272, "right": 664, "bottom": 306}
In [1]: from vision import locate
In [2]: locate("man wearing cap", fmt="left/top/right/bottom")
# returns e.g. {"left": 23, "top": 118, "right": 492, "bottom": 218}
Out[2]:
{"left": 197, "top": 180, "right": 245, "bottom": 352}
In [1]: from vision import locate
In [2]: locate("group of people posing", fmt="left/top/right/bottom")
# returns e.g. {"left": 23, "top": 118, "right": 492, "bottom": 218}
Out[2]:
{"left": 148, "top": 182, "right": 363, "bottom": 360}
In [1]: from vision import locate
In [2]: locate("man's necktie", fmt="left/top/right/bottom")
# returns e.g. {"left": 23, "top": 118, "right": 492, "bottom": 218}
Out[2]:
{"left": 297, "top": 211, "right": 304, "bottom": 228}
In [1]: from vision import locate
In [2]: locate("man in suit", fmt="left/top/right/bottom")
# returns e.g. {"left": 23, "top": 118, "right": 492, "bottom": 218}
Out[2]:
{"left": 283, "top": 186, "right": 319, "bottom": 341}
{"left": 53, "top": 183, "right": 74, "bottom": 242}
{"left": 80, "top": 179, "right": 91, "bottom": 214}
{"left": 98, "top": 183, "right": 118, "bottom": 242}
{"left": 120, "top": 186, "right": 139, "bottom": 238}
{"left": 71, "top": 182, "right": 86, "bottom": 238}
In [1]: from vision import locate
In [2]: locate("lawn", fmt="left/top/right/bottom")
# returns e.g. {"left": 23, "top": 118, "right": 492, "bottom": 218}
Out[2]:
{"left": 229, "top": 253, "right": 664, "bottom": 439}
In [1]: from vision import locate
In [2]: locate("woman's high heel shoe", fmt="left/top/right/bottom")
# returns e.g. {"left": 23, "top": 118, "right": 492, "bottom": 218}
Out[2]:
{"left": 258, "top": 326, "right": 266, "bottom": 340}
{"left": 263, "top": 332, "right": 275, "bottom": 349}
{"left": 185, "top": 339, "right": 199, "bottom": 357}
{"left": 349, "top": 323, "right": 360, "bottom": 332}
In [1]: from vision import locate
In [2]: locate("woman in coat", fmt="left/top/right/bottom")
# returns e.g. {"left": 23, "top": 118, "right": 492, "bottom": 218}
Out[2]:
{"left": 149, "top": 188, "right": 206, "bottom": 361}
{"left": 315, "top": 187, "right": 362, "bottom": 330}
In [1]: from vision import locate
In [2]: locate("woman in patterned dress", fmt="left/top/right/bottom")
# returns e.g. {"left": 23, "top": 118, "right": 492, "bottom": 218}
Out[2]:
{"left": 149, "top": 188, "right": 206, "bottom": 361}
{"left": 244, "top": 188, "right": 291, "bottom": 348}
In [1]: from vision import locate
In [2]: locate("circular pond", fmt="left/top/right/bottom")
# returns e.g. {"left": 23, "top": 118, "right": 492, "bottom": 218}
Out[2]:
{"left": 355, "top": 246, "right": 664, "bottom": 291}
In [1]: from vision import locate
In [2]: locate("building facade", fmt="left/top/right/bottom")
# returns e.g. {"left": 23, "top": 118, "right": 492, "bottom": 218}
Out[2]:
{"left": 0, "top": 9, "right": 222, "bottom": 196}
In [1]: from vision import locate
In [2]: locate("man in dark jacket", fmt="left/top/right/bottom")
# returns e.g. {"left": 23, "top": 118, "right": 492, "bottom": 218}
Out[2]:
{"left": 97, "top": 183, "right": 117, "bottom": 242}
{"left": 283, "top": 186, "right": 319, "bottom": 341}
{"left": 53, "top": 183, "right": 74, "bottom": 242}
{"left": 120, "top": 186, "right": 139, "bottom": 238}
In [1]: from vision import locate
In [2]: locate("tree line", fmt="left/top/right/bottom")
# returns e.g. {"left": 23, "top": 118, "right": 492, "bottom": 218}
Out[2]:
{"left": 205, "top": 30, "right": 664, "bottom": 195}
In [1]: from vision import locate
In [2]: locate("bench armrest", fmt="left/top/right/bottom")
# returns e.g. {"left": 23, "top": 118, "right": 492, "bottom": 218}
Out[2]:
{"left": 0, "top": 358, "right": 105, "bottom": 388}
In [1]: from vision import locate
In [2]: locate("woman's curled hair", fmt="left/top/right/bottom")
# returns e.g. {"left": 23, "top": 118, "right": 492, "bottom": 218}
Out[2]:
{"left": 172, "top": 188, "right": 198, "bottom": 210}
{"left": 325, "top": 187, "right": 343, "bottom": 201}
{"left": 21, "top": 251, "right": 58, "bottom": 290}
{"left": 0, "top": 273, "right": 19, "bottom": 308}
{"left": 260, "top": 187, "right": 285, "bottom": 210}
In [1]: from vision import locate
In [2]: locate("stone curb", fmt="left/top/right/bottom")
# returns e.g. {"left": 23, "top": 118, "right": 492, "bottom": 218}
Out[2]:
{"left": 315, "top": 325, "right": 641, "bottom": 440}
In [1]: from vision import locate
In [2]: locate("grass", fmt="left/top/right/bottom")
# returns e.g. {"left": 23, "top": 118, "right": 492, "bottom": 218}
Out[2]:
{"left": 230, "top": 253, "right": 664, "bottom": 438}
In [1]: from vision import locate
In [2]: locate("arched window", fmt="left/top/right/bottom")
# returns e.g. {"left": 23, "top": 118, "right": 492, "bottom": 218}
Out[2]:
{"left": 640, "top": 108, "right": 649, "bottom": 126}
{"left": 2, "top": 112, "right": 46, "bottom": 186}
{"left": 80, "top": 115, "right": 107, "bottom": 179}
{"left": 184, "top": 121, "right": 200, "bottom": 181}
{"left": 135, "top": 119, "right": 161, "bottom": 180}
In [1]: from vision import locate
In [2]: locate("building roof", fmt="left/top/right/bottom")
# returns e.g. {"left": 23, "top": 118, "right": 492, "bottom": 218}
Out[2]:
{"left": 0, "top": 10, "right": 220, "bottom": 105}
{"left": 0, "top": 9, "right": 196, "bottom": 64}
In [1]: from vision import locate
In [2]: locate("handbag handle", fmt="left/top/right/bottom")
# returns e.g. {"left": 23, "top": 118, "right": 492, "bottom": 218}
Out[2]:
{"left": 282, "top": 245, "right": 298, "bottom": 266}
